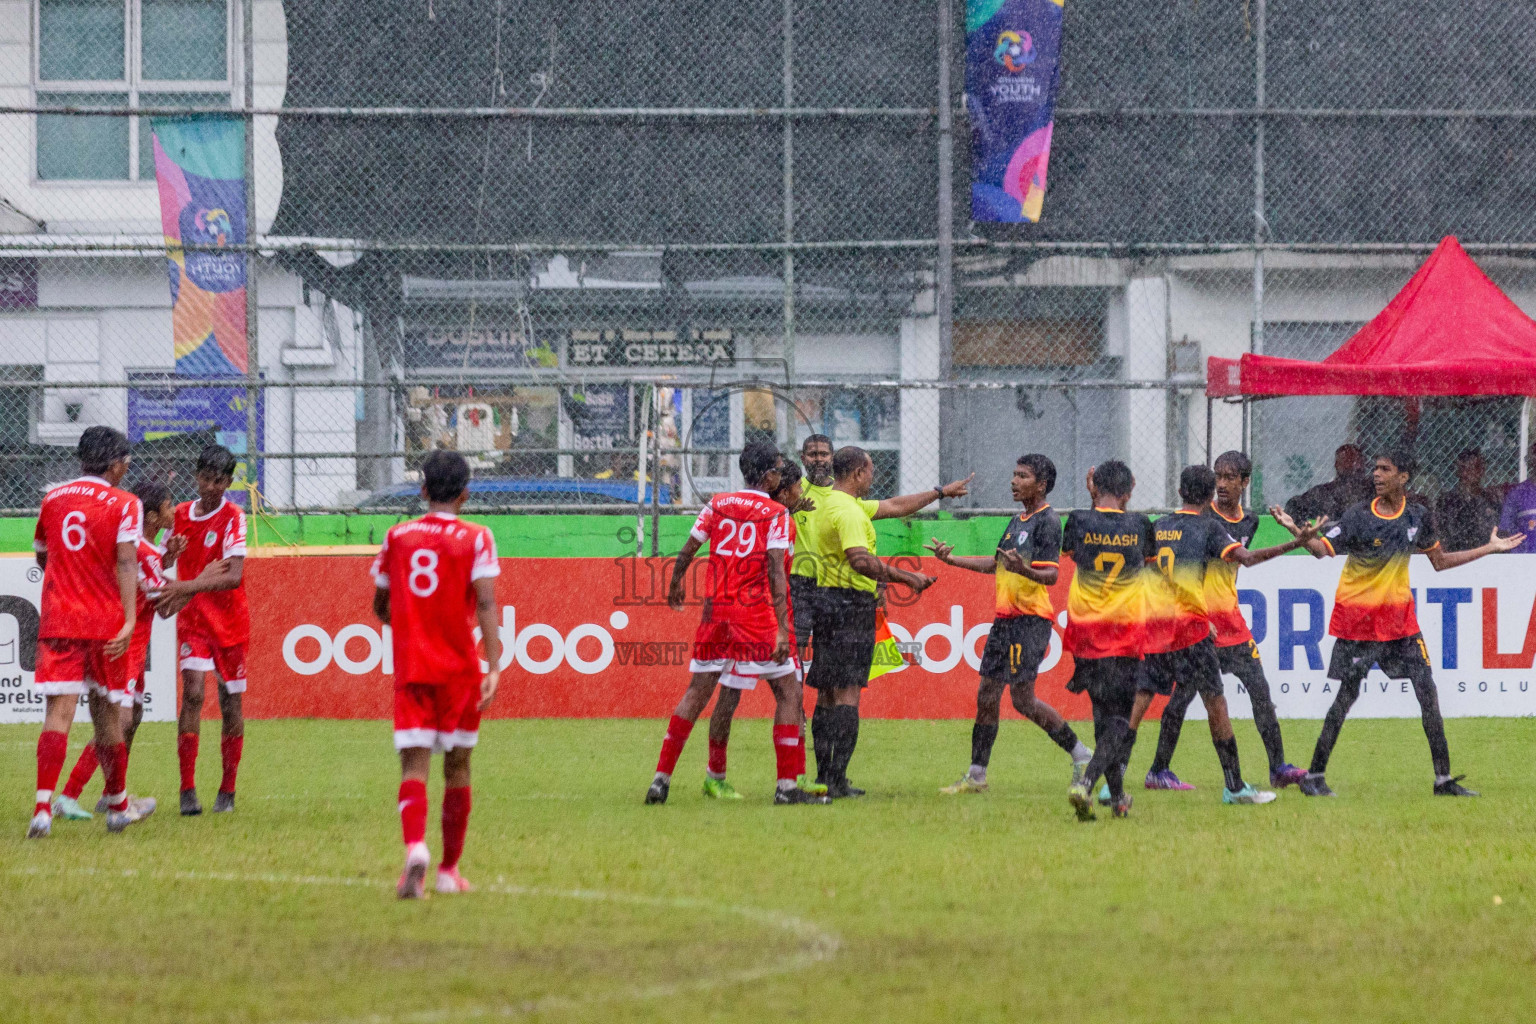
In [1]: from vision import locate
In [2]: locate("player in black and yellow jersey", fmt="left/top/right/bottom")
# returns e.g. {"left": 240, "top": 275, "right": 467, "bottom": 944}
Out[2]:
{"left": 1278, "top": 449, "right": 1524, "bottom": 797}
{"left": 1060, "top": 461, "right": 1155, "bottom": 820}
{"left": 926, "top": 455, "right": 1092, "bottom": 794}
{"left": 1143, "top": 452, "right": 1310, "bottom": 791}
{"left": 1120, "top": 465, "right": 1322, "bottom": 808}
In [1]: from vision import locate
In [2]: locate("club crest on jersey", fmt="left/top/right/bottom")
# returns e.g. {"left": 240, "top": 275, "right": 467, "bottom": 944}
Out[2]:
{"left": 205, "top": 529, "right": 218, "bottom": 547}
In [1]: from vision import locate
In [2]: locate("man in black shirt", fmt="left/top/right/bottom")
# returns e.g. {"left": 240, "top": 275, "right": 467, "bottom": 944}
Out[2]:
{"left": 1434, "top": 449, "right": 1502, "bottom": 553}
{"left": 1284, "top": 444, "right": 1373, "bottom": 525}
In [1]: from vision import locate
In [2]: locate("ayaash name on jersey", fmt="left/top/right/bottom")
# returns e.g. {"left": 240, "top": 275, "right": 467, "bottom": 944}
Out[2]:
{"left": 1083, "top": 531, "right": 1140, "bottom": 546}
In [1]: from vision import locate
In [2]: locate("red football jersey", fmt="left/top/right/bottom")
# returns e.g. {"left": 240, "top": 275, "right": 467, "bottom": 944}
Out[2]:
{"left": 173, "top": 498, "right": 250, "bottom": 645}
{"left": 129, "top": 539, "right": 167, "bottom": 664}
{"left": 372, "top": 512, "right": 500, "bottom": 689}
{"left": 690, "top": 490, "right": 791, "bottom": 631}
{"left": 34, "top": 476, "right": 143, "bottom": 640}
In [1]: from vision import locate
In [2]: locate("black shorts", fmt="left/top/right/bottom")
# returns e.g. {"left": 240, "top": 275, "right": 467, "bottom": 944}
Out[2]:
{"left": 1066, "top": 656, "right": 1139, "bottom": 702}
{"left": 1327, "top": 634, "right": 1433, "bottom": 681}
{"left": 1215, "top": 639, "right": 1264, "bottom": 678}
{"left": 789, "top": 574, "right": 819, "bottom": 643}
{"left": 1137, "top": 637, "right": 1224, "bottom": 699}
{"left": 979, "top": 615, "right": 1053, "bottom": 686}
{"left": 804, "top": 587, "right": 878, "bottom": 692}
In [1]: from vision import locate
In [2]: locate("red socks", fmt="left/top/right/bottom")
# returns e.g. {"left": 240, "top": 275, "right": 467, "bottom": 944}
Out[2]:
{"left": 398, "top": 779, "right": 428, "bottom": 847}
{"left": 441, "top": 786, "right": 472, "bottom": 870}
{"left": 219, "top": 735, "right": 243, "bottom": 795}
{"left": 178, "top": 732, "right": 199, "bottom": 791}
{"left": 655, "top": 714, "right": 694, "bottom": 776}
{"left": 795, "top": 725, "right": 807, "bottom": 778}
{"left": 101, "top": 741, "right": 129, "bottom": 812}
{"left": 707, "top": 738, "right": 728, "bottom": 777}
{"left": 773, "top": 724, "right": 799, "bottom": 783}
{"left": 34, "top": 730, "right": 67, "bottom": 815}
{"left": 62, "top": 742, "right": 100, "bottom": 801}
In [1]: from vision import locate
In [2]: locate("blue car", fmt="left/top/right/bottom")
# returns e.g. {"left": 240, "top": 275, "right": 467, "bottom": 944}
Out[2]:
{"left": 359, "top": 477, "right": 673, "bottom": 510}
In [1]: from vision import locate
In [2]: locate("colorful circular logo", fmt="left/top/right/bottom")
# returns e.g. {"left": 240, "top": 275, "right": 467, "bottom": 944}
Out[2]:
{"left": 993, "top": 30, "right": 1035, "bottom": 73}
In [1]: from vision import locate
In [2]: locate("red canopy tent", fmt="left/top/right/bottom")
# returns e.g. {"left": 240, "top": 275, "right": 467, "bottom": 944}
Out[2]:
{"left": 1207, "top": 237, "right": 1536, "bottom": 398}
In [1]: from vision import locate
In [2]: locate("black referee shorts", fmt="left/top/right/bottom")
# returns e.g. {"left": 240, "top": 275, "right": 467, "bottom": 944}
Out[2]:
{"left": 804, "top": 587, "right": 878, "bottom": 692}
{"left": 1137, "top": 637, "right": 1224, "bottom": 700}
{"left": 789, "top": 574, "right": 820, "bottom": 645}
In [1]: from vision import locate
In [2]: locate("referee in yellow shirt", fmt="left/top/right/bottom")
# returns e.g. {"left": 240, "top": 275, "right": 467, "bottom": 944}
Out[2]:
{"left": 805, "top": 444, "right": 972, "bottom": 797}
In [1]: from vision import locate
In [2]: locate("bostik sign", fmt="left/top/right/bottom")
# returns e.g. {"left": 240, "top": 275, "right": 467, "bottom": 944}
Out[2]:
{"left": 233, "top": 554, "right": 1536, "bottom": 721}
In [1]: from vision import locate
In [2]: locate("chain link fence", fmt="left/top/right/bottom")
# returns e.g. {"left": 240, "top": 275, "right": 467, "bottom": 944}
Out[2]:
{"left": 1, "top": 0, "right": 1535, "bottom": 522}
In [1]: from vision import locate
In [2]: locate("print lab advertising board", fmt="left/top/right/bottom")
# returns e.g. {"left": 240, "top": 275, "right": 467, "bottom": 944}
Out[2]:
{"left": 239, "top": 555, "right": 1536, "bottom": 721}
{"left": 0, "top": 557, "right": 178, "bottom": 725}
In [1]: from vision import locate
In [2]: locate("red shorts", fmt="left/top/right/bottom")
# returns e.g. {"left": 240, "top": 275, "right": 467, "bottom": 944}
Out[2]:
{"left": 179, "top": 633, "right": 248, "bottom": 693}
{"left": 689, "top": 617, "right": 797, "bottom": 687}
{"left": 393, "top": 683, "right": 481, "bottom": 752}
{"left": 126, "top": 635, "right": 151, "bottom": 686}
{"left": 35, "top": 638, "right": 131, "bottom": 707}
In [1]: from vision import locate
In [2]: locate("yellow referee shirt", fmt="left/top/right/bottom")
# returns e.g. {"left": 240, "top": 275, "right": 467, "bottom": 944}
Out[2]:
{"left": 811, "top": 487, "right": 880, "bottom": 593}
{"left": 793, "top": 482, "right": 878, "bottom": 579}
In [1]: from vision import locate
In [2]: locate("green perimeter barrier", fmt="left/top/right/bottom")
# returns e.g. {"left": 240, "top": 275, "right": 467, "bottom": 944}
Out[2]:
{"left": 0, "top": 512, "right": 1299, "bottom": 558}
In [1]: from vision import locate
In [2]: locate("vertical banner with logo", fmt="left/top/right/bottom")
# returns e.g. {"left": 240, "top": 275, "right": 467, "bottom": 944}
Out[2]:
{"left": 966, "top": 0, "right": 1065, "bottom": 223}
{"left": 152, "top": 117, "right": 249, "bottom": 376}
{"left": 141, "top": 117, "right": 261, "bottom": 494}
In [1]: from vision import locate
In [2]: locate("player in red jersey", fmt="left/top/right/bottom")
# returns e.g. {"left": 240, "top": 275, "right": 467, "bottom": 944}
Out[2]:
{"left": 28, "top": 426, "right": 154, "bottom": 837}
{"left": 647, "top": 442, "right": 828, "bottom": 806}
{"left": 371, "top": 450, "right": 502, "bottom": 898}
{"left": 695, "top": 460, "right": 826, "bottom": 798}
{"left": 53, "top": 480, "right": 183, "bottom": 821}
{"left": 156, "top": 446, "right": 251, "bottom": 816}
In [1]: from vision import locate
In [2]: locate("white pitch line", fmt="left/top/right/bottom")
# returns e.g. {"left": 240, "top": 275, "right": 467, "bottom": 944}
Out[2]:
{"left": 7, "top": 864, "right": 842, "bottom": 1024}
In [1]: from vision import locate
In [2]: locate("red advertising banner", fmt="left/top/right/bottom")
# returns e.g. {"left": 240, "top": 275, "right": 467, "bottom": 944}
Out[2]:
{"left": 245, "top": 555, "right": 1089, "bottom": 720}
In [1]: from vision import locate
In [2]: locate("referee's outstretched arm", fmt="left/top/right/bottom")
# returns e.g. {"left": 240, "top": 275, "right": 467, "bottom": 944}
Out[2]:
{"left": 872, "top": 474, "right": 975, "bottom": 520}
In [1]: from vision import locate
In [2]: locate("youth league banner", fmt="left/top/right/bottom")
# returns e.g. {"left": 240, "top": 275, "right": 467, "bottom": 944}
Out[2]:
{"left": 151, "top": 117, "right": 249, "bottom": 377}
{"left": 966, "top": 0, "right": 1064, "bottom": 222}
{"left": 224, "top": 553, "right": 1536, "bottom": 721}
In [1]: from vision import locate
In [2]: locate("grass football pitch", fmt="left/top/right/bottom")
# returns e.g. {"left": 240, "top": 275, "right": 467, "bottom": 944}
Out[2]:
{"left": 4, "top": 716, "right": 1535, "bottom": 1023}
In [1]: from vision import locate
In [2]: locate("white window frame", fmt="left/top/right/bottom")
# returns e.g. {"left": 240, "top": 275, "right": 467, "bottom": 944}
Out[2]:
{"left": 31, "top": 0, "right": 236, "bottom": 184}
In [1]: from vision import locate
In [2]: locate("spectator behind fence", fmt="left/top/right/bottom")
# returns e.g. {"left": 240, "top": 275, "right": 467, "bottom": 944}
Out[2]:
{"left": 1498, "top": 441, "right": 1536, "bottom": 553}
{"left": 1283, "top": 444, "right": 1373, "bottom": 525}
{"left": 1434, "top": 449, "right": 1502, "bottom": 552}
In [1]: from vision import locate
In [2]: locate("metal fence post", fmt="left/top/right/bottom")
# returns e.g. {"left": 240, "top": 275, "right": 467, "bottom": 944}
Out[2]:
{"left": 243, "top": 0, "right": 261, "bottom": 507}
{"left": 781, "top": 0, "right": 796, "bottom": 429}
{"left": 936, "top": 0, "right": 956, "bottom": 487}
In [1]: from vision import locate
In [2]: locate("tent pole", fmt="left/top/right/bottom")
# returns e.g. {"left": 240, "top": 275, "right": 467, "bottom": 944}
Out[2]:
{"left": 1205, "top": 396, "right": 1213, "bottom": 466}
{"left": 1521, "top": 397, "right": 1530, "bottom": 483}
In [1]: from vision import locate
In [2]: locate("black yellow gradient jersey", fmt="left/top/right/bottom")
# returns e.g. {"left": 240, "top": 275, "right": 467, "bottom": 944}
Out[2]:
{"left": 993, "top": 506, "right": 1061, "bottom": 621}
{"left": 1145, "top": 511, "right": 1241, "bottom": 654}
{"left": 1060, "top": 507, "right": 1155, "bottom": 659}
{"left": 1202, "top": 504, "right": 1260, "bottom": 647}
{"left": 1323, "top": 497, "right": 1439, "bottom": 642}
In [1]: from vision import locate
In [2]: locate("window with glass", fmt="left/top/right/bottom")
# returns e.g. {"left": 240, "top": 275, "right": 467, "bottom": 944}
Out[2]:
{"left": 34, "top": 0, "right": 232, "bottom": 181}
{"left": 792, "top": 386, "right": 901, "bottom": 498}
